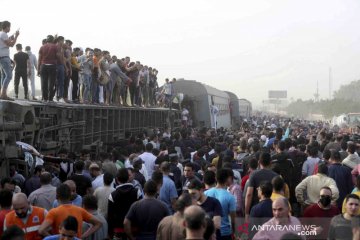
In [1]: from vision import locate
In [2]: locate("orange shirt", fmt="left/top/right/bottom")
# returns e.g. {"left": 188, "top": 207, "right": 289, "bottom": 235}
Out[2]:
{"left": 44, "top": 204, "right": 93, "bottom": 237}
{"left": 93, "top": 56, "right": 99, "bottom": 68}
{"left": 5, "top": 206, "right": 46, "bottom": 240}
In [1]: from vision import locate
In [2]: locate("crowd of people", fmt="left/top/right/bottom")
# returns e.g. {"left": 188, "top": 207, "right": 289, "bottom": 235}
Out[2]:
{"left": 0, "top": 21, "right": 177, "bottom": 107}
{"left": 1, "top": 114, "right": 360, "bottom": 240}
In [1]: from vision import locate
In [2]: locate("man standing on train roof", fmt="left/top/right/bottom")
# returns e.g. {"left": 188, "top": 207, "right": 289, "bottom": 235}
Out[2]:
{"left": 161, "top": 78, "right": 172, "bottom": 108}
{"left": 182, "top": 107, "right": 189, "bottom": 128}
{"left": 0, "top": 21, "right": 20, "bottom": 100}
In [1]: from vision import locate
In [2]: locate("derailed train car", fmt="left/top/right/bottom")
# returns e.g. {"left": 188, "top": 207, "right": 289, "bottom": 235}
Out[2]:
{"left": 225, "top": 91, "right": 253, "bottom": 128}
{"left": 173, "top": 80, "right": 232, "bottom": 128}
{"left": 238, "top": 98, "right": 252, "bottom": 119}
{"left": 225, "top": 91, "right": 241, "bottom": 128}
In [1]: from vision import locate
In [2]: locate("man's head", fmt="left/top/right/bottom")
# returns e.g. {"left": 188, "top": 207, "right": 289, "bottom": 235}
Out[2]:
{"left": 82, "top": 195, "right": 98, "bottom": 211}
{"left": 271, "top": 176, "right": 284, "bottom": 193}
{"left": 56, "top": 36, "right": 65, "bottom": 44}
{"left": 203, "top": 170, "right": 216, "bottom": 187}
{"left": 74, "top": 160, "right": 85, "bottom": 173}
{"left": 59, "top": 216, "right": 78, "bottom": 240}
{"left": 319, "top": 186, "right": 332, "bottom": 208}
{"left": 46, "top": 35, "right": 55, "bottom": 44}
{"left": 174, "top": 193, "right": 193, "bottom": 213}
{"left": 184, "top": 205, "right": 206, "bottom": 234}
{"left": 16, "top": 44, "right": 22, "bottom": 51}
{"left": 257, "top": 181, "right": 272, "bottom": 199}
{"left": 160, "top": 162, "right": 171, "bottom": 175}
{"left": 0, "top": 189, "right": 13, "bottom": 209}
{"left": 103, "top": 172, "right": 114, "bottom": 186}
{"left": 317, "top": 163, "right": 328, "bottom": 175}
{"left": 65, "top": 39, "right": 73, "bottom": 47}
{"left": 64, "top": 180, "right": 77, "bottom": 200}
{"left": 188, "top": 179, "right": 205, "bottom": 202}
{"left": 56, "top": 184, "right": 71, "bottom": 203}
{"left": 348, "top": 142, "right": 357, "bottom": 154}
{"left": 144, "top": 180, "right": 158, "bottom": 197}
{"left": 259, "top": 152, "right": 271, "bottom": 167}
{"left": 58, "top": 148, "right": 68, "bottom": 159}
{"left": 330, "top": 151, "right": 341, "bottom": 163}
{"left": 184, "top": 163, "right": 195, "bottom": 178}
{"left": 1, "top": 225, "right": 25, "bottom": 240}
{"left": 344, "top": 194, "right": 360, "bottom": 217}
{"left": 89, "top": 163, "right": 101, "bottom": 178}
{"left": 249, "top": 158, "right": 258, "bottom": 171}
{"left": 216, "top": 168, "right": 231, "bottom": 186}
{"left": 151, "top": 170, "right": 163, "bottom": 192}
{"left": 40, "top": 172, "right": 52, "bottom": 186}
{"left": 12, "top": 193, "right": 30, "bottom": 219}
{"left": 116, "top": 168, "right": 129, "bottom": 184}
{"left": 93, "top": 48, "right": 102, "bottom": 57}
{"left": 145, "top": 143, "right": 153, "bottom": 152}
{"left": 1, "top": 21, "right": 11, "bottom": 32}
{"left": 272, "top": 197, "right": 290, "bottom": 222}
{"left": 34, "top": 165, "right": 44, "bottom": 176}
{"left": 1, "top": 177, "right": 16, "bottom": 192}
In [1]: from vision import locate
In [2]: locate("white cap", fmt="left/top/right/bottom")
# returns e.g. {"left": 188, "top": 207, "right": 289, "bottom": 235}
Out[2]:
{"left": 261, "top": 135, "right": 267, "bottom": 141}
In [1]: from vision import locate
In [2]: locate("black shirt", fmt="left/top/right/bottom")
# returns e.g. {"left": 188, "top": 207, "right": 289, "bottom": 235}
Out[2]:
{"left": 200, "top": 196, "right": 222, "bottom": 219}
{"left": 125, "top": 198, "right": 170, "bottom": 237}
{"left": 248, "top": 169, "right": 278, "bottom": 208}
{"left": 68, "top": 173, "right": 92, "bottom": 197}
{"left": 14, "top": 52, "right": 29, "bottom": 72}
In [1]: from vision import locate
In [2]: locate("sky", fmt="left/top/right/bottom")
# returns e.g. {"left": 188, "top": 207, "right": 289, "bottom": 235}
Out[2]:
{"left": 2, "top": 0, "right": 360, "bottom": 107}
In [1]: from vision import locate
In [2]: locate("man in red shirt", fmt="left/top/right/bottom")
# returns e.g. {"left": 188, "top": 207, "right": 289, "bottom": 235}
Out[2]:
{"left": 0, "top": 189, "right": 13, "bottom": 237}
{"left": 241, "top": 158, "right": 258, "bottom": 190}
{"left": 37, "top": 35, "right": 60, "bottom": 102}
{"left": 303, "top": 186, "right": 340, "bottom": 239}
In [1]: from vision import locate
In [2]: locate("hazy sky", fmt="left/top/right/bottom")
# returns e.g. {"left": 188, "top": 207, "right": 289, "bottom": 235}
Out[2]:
{"left": 2, "top": 0, "right": 360, "bottom": 107}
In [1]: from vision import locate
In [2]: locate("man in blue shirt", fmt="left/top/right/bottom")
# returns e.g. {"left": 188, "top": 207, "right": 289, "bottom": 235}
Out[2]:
{"left": 205, "top": 168, "right": 236, "bottom": 240}
{"left": 159, "top": 162, "right": 178, "bottom": 213}
{"left": 328, "top": 151, "right": 353, "bottom": 209}
{"left": 266, "top": 124, "right": 290, "bottom": 148}
{"left": 53, "top": 180, "right": 82, "bottom": 208}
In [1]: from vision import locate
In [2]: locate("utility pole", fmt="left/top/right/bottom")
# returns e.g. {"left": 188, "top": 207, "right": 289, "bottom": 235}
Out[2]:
{"left": 329, "top": 67, "right": 332, "bottom": 100}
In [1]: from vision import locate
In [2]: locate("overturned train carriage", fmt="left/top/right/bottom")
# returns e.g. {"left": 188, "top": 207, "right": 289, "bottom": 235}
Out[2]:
{"left": 0, "top": 100, "right": 180, "bottom": 177}
{"left": 173, "top": 80, "right": 231, "bottom": 129}
{"left": 238, "top": 98, "right": 252, "bottom": 119}
{"left": 225, "top": 91, "right": 241, "bottom": 128}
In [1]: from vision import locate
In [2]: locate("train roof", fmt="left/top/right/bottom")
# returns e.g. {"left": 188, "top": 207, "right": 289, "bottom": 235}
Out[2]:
{"left": 238, "top": 98, "right": 251, "bottom": 104}
{"left": 174, "top": 80, "right": 229, "bottom": 98}
{"left": 225, "top": 91, "right": 239, "bottom": 102}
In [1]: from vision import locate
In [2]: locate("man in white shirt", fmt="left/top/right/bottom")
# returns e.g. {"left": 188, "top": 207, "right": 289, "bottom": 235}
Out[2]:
{"left": 25, "top": 46, "right": 38, "bottom": 100}
{"left": 182, "top": 108, "right": 189, "bottom": 128}
{"left": 0, "top": 21, "right": 19, "bottom": 100}
{"left": 139, "top": 143, "right": 157, "bottom": 180}
{"left": 89, "top": 163, "right": 104, "bottom": 190}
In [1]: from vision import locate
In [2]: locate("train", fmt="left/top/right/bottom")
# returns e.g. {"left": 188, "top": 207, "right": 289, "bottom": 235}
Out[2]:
{"left": 0, "top": 100, "right": 180, "bottom": 178}
{"left": 172, "top": 79, "right": 252, "bottom": 129}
